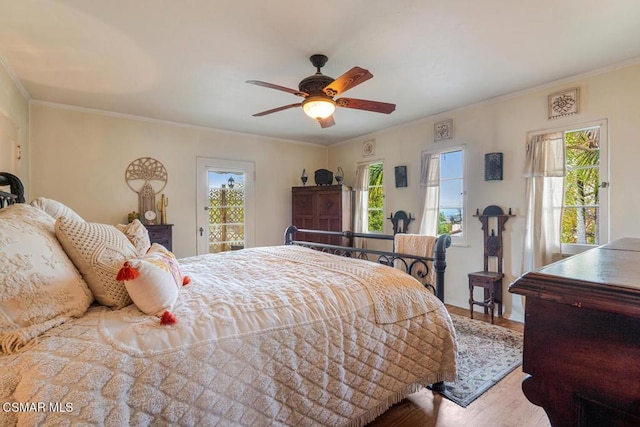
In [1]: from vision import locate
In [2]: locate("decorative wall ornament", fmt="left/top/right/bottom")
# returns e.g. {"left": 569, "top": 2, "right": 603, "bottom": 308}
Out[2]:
{"left": 434, "top": 119, "right": 453, "bottom": 142}
{"left": 125, "top": 157, "right": 168, "bottom": 225}
{"left": 548, "top": 87, "right": 579, "bottom": 119}
{"left": 484, "top": 152, "right": 503, "bottom": 181}
{"left": 362, "top": 139, "right": 375, "bottom": 156}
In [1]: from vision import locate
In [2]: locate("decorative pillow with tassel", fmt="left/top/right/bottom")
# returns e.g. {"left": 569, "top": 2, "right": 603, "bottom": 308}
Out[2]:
{"left": 117, "top": 243, "right": 190, "bottom": 324}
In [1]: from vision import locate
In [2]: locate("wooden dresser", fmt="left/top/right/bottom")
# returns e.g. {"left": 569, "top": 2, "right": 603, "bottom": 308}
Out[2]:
{"left": 291, "top": 185, "right": 352, "bottom": 246}
{"left": 144, "top": 224, "right": 173, "bottom": 251}
{"left": 509, "top": 238, "right": 640, "bottom": 426}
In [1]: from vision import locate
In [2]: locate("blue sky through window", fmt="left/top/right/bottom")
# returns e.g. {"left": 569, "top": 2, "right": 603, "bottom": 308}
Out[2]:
{"left": 208, "top": 171, "right": 244, "bottom": 188}
{"left": 439, "top": 150, "right": 463, "bottom": 208}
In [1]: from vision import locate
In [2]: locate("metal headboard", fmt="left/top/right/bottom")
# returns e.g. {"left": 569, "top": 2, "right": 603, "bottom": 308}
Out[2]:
{"left": 0, "top": 172, "right": 24, "bottom": 208}
{"left": 284, "top": 226, "right": 451, "bottom": 302}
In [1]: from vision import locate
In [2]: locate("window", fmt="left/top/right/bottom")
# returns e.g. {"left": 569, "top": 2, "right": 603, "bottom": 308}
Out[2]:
{"left": 420, "top": 147, "right": 465, "bottom": 241}
{"left": 354, "top": 161, "right": 385, "bottom": 236}
{"left": 367, "top": 162, "right": 384, "bottom": 232}
{"left": 438, "top": 150, "right": 464, "bottom": 237}
{"left": 562, "top": 125, "right": 606, "bottom": 254}
{"left": 522, "top": 120, "right": 607, "bottom": 271}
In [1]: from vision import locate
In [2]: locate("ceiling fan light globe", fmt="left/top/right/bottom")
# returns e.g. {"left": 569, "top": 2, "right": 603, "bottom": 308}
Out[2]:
{"left": 302, "top": 96, "right": 336, "bottom": 120}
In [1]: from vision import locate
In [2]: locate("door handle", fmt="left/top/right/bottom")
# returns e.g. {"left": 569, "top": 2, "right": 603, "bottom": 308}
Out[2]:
{"left": 199, "top": 227, "right": 204, "bottom": 236}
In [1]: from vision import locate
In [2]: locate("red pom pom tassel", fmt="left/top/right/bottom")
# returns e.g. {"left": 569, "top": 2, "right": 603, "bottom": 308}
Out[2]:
{"left": 182, "top": 276, "right": 191, "bottom": 286}
{"left": 116, "top": 262, "right": 140, "bottom": 281}
{"left": 160, "top": 311, "right": 177, "bottom": 325}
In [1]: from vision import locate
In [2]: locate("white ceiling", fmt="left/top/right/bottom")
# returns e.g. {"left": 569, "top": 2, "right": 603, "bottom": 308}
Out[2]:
{"left": 1, "top": 1, "right": 640, "bottom": 146}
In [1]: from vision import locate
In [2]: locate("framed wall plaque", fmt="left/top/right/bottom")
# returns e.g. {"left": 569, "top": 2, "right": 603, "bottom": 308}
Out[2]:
{"left": 548, "top": 87, "right": 579, "bottom": 119}
{"left": 394, "top": 165, "right": 407, "bottom": 188}
{"left": 484, "top": 152, "right": 503, "bottom": 181}
{"left": 434, "top": 119, "right": 453, "bottom": 142}
{"left": 362, "top": 139, "right": 375, "bottom": 156}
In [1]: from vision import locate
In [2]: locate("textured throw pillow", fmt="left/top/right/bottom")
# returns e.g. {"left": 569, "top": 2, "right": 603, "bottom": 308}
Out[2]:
{"left": 115, "top": 219, "right": 151, "bottom": 257}
{"left": 0, "top": 204, "right": 93, "bottom": 354}
{"left": 55, "top": 217, "right": 138, "bottom": 308}
{"left": 30, "top": 197, "right": 84, "bottom": 222}
{"left": 117, "top": 244, "right": 184, "bottom": 318}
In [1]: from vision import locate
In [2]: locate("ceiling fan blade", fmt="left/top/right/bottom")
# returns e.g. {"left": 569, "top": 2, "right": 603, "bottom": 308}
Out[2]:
{"left": 336, "top": 98, "right": 396, "bottom": 114}
{"left": 323, "top": 67, "right": 373, "bottom": 97}
{"left": 252, "top": 103, "right": 302, "bottom": 117}
{"left": 318, "top": 115, "right": 335, "bottom": 128}
{"left": 246, "top": 80, "right": 308, "bottom": 97}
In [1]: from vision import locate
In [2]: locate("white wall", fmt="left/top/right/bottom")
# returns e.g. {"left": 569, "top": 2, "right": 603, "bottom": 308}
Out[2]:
{"left": 29, "top": 103, "right": 328, "bottom": 258}
{"left": 328, "top": 61, "right": 640, "bottom": 322}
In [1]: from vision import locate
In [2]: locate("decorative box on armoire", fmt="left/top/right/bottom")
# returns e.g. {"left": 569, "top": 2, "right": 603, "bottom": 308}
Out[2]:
{"left": 292, "top": 185, "right": 352, "bottom": 246}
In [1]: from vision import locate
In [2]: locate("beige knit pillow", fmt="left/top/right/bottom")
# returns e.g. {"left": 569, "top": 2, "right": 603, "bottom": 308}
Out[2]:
{"left": 55, "top": 217, "right": 138, "bottom": 308}
{"left": 0, "top": 204, "right": 93, "bottom": 354}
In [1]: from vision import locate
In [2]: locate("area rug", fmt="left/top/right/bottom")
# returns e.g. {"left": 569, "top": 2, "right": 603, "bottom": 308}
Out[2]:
{"left": 433, "top": 313, "right": 524, "bottom": 407}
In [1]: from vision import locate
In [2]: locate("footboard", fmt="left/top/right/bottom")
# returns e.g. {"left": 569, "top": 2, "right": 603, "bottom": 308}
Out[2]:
{"left": 284, "top": 226, "right": 451, "bottom": 302}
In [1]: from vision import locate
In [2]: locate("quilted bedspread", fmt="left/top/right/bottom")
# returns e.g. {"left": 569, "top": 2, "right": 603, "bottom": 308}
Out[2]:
{"left": 0, "top": 245, "right": 456, "bottom": 426}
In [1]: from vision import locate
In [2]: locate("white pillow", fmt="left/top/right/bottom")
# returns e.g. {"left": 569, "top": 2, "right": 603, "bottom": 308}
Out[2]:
{"left": 55, "top": 217, "right": 138, "bottom": 308}
{"left": 115, "top": 219, "right": 151, "bottom": 257}
{"left": 118, "top": 244, "right": 184, "bottom": 316}
{"left": 30, "top": 197, "right": 84, "bottom": 222}
{"left": 0, "top": 204, "right": 93, "bottom": 354}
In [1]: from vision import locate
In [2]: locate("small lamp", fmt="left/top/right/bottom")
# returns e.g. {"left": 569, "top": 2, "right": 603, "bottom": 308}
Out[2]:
{"left": 301, "top": 169, "right": 308, "bottom": 186}
{"left": 227, "top": 176, "right": 235, "bottom": 189}
{"left": 302, "top": 96, "right": 336, "bottom": 120}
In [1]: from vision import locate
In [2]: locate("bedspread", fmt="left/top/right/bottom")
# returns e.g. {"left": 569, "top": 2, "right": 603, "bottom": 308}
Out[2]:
{"left": 1, "top": 245, "right": 456, "bottom": 426}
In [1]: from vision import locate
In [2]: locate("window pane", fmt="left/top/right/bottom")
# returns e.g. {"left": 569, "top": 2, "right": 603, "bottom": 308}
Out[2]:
{"left": 369, "top": 210, "right": 383, "bottom": 232}
{"left": 562, "top": 127, "right": 601, "bottom": 248}
{"left": 565, "top": 168, "right": 599, "bottom": 206}
{"left": 439, "top": 208, "right": 463, "bottom": 235}
{"left": 439, "top": 178, "right": 463, "bottom": 208}
{"left": 562, "top": 207, "right": 599, "bottom": 245}
{"left": 438, "top": 149, "right": 464, "bottom": 237}
{"left": 368, "top": 162, "right": 384, "bottom": 232}
{"left": 440, "top": 150, "right": 463, "bottom": 179}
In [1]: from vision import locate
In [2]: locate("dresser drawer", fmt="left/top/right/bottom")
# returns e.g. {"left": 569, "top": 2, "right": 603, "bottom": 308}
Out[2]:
{"left": 144, "top": 224, "right": 173, "bottom": 251}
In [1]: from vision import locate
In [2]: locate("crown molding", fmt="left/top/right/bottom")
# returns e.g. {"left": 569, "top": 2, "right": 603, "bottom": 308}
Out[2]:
{"left": 30, "top": 99, "right": 326, "bottom": 148}
{"left": 0, "top": 53, "right": 30, "bottom": 102}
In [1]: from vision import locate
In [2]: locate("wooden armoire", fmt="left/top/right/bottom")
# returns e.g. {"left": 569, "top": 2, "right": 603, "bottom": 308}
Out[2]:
{"left": 291, "top": 185, "right": 352, "bottom": 246}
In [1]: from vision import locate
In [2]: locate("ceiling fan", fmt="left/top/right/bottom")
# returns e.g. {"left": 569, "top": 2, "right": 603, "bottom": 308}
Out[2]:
{"left": 246, "top": 54, "right": 396, "bottom": 128}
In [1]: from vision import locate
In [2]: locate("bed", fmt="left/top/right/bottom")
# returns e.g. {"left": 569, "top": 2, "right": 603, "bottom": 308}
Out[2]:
{"left": 0, "top": 173, "right": 457, "bottom": 426}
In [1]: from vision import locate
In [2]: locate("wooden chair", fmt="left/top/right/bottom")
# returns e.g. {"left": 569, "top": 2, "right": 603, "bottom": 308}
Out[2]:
{"left": 468, "top": 214, "right": 511, "bottom": 324}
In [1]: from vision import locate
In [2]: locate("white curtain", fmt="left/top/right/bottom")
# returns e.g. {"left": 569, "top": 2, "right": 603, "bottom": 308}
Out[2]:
{"left": 419, "top": 152, "right": 440, "bottom": 236}
{"left": 353, "top": 163, "right": 370, "bottom": 248}
{"left": 522, "top": 132, "right": 565, "bottom": 273}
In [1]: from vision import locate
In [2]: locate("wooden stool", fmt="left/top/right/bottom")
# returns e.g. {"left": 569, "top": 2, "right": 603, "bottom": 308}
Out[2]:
{"left": 468, "top": 271, "right": 503, "bottom": 324}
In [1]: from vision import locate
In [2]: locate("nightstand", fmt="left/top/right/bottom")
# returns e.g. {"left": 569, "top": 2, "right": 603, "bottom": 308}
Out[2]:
{"left": 144, "top": 224, "right": 173, "bottom": 251}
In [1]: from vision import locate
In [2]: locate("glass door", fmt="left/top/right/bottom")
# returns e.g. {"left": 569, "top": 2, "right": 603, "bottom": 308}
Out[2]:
{"left": 196, "top": 157, "right": 255, "bottom": 255}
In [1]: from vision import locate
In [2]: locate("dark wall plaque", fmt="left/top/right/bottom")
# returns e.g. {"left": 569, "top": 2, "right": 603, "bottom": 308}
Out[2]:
{"left": 484, "top": 153, "right": 503, "bottom": 181}
{"left": 394, "top": 165, "right": 407, "bottom": 188}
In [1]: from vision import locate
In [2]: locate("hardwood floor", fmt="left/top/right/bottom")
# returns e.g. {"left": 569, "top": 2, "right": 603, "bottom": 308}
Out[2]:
{"left": 368, "top": 305, "right": 551, "bottom": 427}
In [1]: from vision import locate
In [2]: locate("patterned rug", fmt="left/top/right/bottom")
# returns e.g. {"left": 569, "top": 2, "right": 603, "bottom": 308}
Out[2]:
{"left": 434, "top": 313, "right": 524, "bottom": 407}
